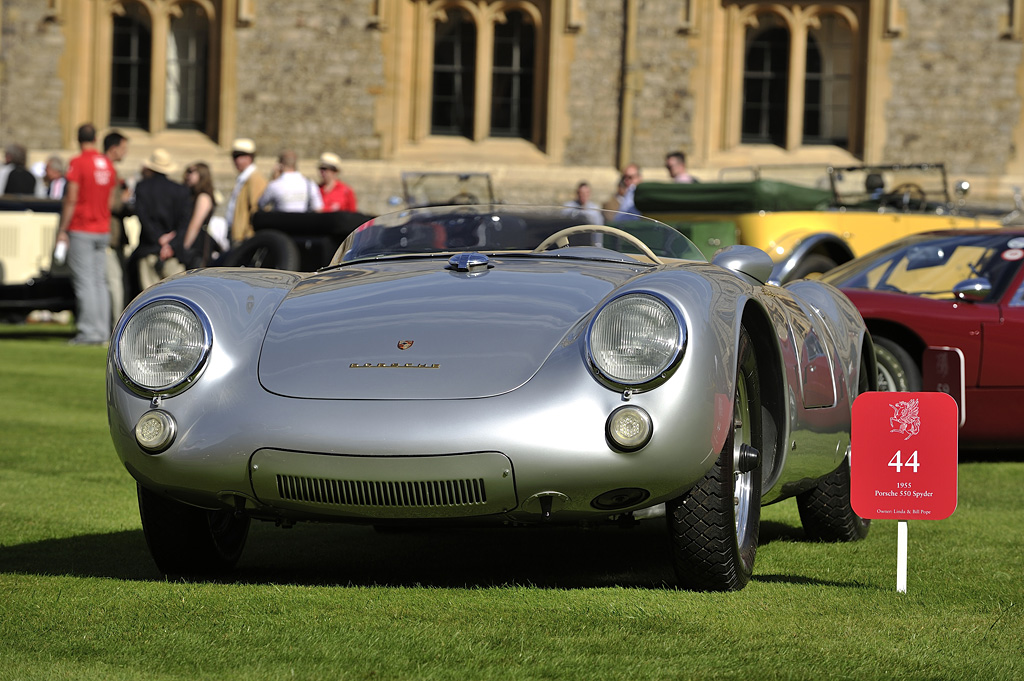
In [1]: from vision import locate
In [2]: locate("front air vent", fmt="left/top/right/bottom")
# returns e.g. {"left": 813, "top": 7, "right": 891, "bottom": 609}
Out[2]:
{"left": 276, "top": 474, "right": 488, "bottom": 508}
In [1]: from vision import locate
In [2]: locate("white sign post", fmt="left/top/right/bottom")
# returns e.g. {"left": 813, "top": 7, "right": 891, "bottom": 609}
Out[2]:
{"left": 896, "top": 520, "right": 908, "bottom": 593}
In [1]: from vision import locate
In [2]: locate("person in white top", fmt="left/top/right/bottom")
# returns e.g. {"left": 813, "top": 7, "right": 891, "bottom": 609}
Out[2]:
{"left": 43, "top": 156, "right": 67, "bottom": 199}
{"left": 258, "top": 149, "right": 323, "bottom": 213}
{"left": 563, "top": 181, "right": 604, "bottom": 225}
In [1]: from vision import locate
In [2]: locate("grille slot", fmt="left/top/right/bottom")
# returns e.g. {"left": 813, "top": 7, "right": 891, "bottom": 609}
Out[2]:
{"left": 276, "top": 474, "right": 488, "bottom": 508}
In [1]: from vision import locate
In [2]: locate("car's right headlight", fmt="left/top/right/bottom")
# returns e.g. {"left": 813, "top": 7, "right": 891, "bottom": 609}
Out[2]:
{"left": 587, "top": 292, "right": 685, "bottom": 390}
{"left": 115, "top": 299, "right": 211, "bottom": 396}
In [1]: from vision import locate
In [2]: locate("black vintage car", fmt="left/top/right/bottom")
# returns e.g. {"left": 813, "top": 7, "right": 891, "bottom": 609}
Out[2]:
{"left": 225, "top": 210, "right": 374, "bottom": 271}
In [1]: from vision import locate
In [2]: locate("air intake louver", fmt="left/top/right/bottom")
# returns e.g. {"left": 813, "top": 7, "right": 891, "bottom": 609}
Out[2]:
{"left": 276, "top": 475, "right": 488, "bottom": 508}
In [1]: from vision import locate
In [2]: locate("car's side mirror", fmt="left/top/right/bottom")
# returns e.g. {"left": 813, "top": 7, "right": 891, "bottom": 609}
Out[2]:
{"left": 712, "top": 245, "right": 774, "bottom": 285}
{"left": 953, "top": 277, "right": 991, "bottom": 302}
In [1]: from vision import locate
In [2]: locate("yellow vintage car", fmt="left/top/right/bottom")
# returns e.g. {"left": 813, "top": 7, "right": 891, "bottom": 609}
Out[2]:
{"left": 635, "top": 163, "right": 1013, "bottom": 283}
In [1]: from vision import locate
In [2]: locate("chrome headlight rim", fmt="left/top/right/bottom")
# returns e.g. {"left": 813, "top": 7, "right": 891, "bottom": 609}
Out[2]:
{"left": 114, "top": 297, "right": 212, "bottom": 398}
{"left": 586, "top": 291, "right": 686, "bottom": 392}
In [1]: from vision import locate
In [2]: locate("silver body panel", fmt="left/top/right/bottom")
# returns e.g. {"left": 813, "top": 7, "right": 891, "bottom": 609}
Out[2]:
{"left": 108, "top": 212, "right": 869, "bottom": 526}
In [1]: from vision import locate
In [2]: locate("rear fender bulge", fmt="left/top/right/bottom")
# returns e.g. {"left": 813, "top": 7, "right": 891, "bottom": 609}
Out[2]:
{"left": 754, "top": 282, "right": 857, "bottom": 501}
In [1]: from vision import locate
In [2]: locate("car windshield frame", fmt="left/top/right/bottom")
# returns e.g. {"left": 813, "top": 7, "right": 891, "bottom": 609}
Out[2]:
{"left": 822, "top": 232, "right": 1024, "bottom": 301}
{"left": 333, "top": 205, "right": 707, "bottom": 265}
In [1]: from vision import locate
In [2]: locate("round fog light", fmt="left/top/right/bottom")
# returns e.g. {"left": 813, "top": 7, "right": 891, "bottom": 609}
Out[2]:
{"left": 606, "top": 406, "right": 652, "bottom": 451}
{"left": 135, "top": 410, "right": 177, "bottom": 453}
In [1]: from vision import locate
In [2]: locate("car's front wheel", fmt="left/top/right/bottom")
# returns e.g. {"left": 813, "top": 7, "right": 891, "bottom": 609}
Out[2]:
{"left": 788, "top": 254, "right": 838, "bottom": 281}
{"left": 667, "top": 327, "right": 762, "bottom": 591}
{"left": 138, "top": 484, "right": 250, "bottom": 577}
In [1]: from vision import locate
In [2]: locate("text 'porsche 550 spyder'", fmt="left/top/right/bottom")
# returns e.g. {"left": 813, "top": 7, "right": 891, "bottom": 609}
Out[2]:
{"left": 108, "top": 206, "right": 875, "bottom": 590}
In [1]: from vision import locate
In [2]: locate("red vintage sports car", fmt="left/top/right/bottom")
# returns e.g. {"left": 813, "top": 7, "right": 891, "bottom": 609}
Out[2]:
{"left": 822, "top": 229, "right": 1024, "bottom": 449}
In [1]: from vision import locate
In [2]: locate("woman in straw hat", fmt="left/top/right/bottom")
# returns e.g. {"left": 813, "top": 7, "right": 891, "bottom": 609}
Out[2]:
{"left": 317, "top": 151, "right": 357, "bottom": 212}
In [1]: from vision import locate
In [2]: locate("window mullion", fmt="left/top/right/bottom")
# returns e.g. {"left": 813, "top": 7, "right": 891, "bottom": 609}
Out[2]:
{"left": 786, "top": 22, "right": 807, "bottom": 151}
{"left": 474, "top": 20, "right": 494, "bottom": 142}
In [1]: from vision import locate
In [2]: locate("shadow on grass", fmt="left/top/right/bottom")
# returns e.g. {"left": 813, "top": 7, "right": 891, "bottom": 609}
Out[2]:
{"left": 0, "top": 323, "right": 75, "bottom": 340}
{"left": 0, "top": 517, "right": 868, "bottom": 590}
{"left": 959, "top": 449, "right": 1024, "bottom": 463}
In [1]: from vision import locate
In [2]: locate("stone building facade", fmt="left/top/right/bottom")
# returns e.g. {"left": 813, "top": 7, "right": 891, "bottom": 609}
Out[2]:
{"left": 2, "top": 0, "right": 1023, "bottom": 212}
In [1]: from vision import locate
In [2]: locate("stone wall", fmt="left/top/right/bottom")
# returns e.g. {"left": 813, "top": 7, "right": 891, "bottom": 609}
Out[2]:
{"left": 562, "top": 6, "right": 623, "bottom": 168}
{"left": 884, "top": 0, "right": 1023, "bottom": 180}
{"left": 233, "top": 1, "right": 385, "bottom": 160}
{"left": 628, "top": 2, "right": 699, "bottom": 175}
{"left": 0, "top": 0, "right": 65, "bottom": 150}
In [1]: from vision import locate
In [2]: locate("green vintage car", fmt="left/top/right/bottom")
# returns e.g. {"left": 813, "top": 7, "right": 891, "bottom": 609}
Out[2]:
{"left": 635, "top": 163, "right": 1015, "bottom": 282}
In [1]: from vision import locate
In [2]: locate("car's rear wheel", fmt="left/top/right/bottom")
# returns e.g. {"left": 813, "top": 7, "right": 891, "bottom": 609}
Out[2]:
{"left": 222, "top": 230, "right": 301, "bottom": 270}
{"left": 138, "top": 484, "right": 250, "bottom": 577}
{"left": 873, "top": 336, "right": 920, "bottom": 392}
{"left": 667, "top": 327, "right": 762, "bottom": 591}
{"left": 796, "top": 458, "right": 869, "bottom": 542}
{"left": 796, "top": 349, "right": 871, "bottom": 542}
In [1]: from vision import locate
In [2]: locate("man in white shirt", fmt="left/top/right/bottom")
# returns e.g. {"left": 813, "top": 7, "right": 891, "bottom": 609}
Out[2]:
{"left": 258, "top": 149, "right": 323, "bottom": 213}
{"left": 563, "top": 181, "right": 604, "bottom": 225}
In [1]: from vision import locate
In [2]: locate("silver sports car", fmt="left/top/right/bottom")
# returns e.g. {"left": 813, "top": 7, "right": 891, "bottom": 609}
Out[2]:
{"left": 108, "top": 205, "right": 874, "bottom": 590}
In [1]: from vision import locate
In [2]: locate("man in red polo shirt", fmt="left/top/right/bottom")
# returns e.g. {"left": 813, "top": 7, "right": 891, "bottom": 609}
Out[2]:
{"left": 56, "top": 123, "right": 116, "bottom": 345}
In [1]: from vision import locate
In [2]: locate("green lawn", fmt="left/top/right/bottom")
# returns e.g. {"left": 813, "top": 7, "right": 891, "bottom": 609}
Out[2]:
{"left": 1, "top": 330, "right": 1021, "bottom": 680}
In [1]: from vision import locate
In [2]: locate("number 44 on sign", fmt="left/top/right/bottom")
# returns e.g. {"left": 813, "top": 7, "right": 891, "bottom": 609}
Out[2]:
{"left": 851, "top": 392, "right": 958, "bottom": 593}
{"left": 888, "top": 450, "right": 919, "bottom": 473}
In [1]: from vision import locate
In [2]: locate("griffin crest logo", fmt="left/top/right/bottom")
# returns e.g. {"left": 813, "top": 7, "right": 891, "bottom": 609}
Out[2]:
{"left": 397, "top": 340, "right": 414, "bottom": 350}
{"left": 889, "top": 399, "right": 921, "bottom": 440}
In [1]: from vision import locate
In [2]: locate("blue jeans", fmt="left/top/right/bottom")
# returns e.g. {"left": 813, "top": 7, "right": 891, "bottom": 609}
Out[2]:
{"left": 68, "top": 231, "right": 111, "bottom": 342}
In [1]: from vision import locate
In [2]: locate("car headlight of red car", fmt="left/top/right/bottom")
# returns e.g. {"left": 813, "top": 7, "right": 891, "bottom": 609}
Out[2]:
{"left": 115, "top": 299, "right": 211, "bottom": 396}
{"left": 587, "top": 292, "right": 685, "bottom": 390}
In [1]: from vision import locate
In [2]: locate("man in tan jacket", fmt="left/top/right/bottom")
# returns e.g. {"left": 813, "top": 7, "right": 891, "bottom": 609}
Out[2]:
{"left": 225, "top": 138, "right": 268, "bottom": 245}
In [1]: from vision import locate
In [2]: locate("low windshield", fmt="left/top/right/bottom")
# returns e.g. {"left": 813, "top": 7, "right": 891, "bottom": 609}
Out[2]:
{"left": 334, "top": 205, "right": 706, "bottom": 264}
{"left": 822, "top": 233, "right": 1024, "bottom": 301}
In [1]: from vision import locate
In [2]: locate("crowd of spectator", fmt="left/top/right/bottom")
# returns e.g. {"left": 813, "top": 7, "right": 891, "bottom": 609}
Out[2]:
{"left": 2, "top": 125, "right": 362, "bottom": 344}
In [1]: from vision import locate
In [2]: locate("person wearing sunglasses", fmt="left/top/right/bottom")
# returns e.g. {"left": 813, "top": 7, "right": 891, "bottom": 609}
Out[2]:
{"left": 317, "top": 152, "right": 357, "bottom": 213}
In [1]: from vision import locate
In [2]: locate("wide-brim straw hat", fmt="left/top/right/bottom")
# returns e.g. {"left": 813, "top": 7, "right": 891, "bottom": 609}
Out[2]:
{"left": 142, "top": 148, "right": 177, "bottom": 175}
{"left": 318, "top": 152, "right": 342, "bottom": 170}
{"left": 232, "top": 138, "right": 257, "bottom": 155}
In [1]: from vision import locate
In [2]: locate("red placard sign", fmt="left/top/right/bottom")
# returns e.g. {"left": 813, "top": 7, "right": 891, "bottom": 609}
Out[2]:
{"left": 851, "top": 392, "right": 958, "bottom": 520}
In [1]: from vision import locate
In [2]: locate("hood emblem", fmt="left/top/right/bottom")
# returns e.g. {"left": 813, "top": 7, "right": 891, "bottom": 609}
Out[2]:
{"left": 397, "top": 340, "right": 414, "bottom": 350}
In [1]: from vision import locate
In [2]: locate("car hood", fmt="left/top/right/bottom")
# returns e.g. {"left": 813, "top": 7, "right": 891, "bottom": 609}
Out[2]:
{"left": 258, "top": 256, "right": 645, "bottom": 399}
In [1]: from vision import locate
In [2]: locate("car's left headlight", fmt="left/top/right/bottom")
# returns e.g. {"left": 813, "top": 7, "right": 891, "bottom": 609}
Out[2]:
{"left": 115, "top": 299, "right": 211, "bottom": 396}
{"left": 587, "top": 292, "right": 685, "bottom": 390}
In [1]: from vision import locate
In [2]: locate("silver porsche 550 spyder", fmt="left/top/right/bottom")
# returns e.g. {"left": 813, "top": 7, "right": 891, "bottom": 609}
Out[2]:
{"left": 108, "top": 205, "right": 874, "bottom": 591}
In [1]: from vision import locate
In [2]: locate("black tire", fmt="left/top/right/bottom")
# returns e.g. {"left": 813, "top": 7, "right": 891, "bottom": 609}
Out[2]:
{"left": 873, "top": 336, "right": 921, "bottom": 392}
{"left": 667, "top": 327, "right": 762, "bottom": 591}
{"left": 788, "top": 254, "right": 838, "bottom": 280}
{"left": 138, "top": 484, "right": 250, "bottom": 577}
{"left": 797, "top": 458, "right": 869, "bottom": 542}
{"left": 221, "top": 229, "right": 301, "bottom": 271}
{"left": 796, "top": 350, "right": 871, "bottom": 542}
